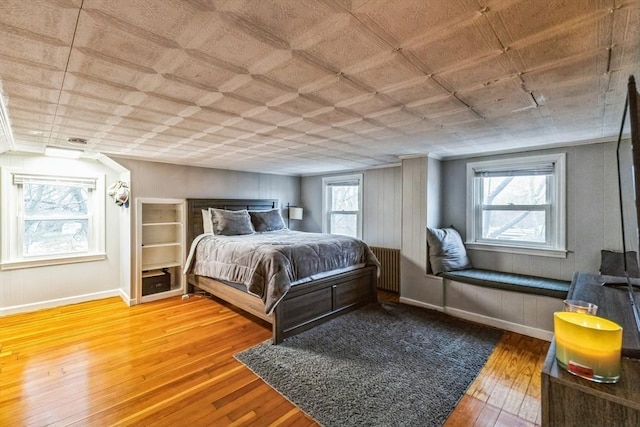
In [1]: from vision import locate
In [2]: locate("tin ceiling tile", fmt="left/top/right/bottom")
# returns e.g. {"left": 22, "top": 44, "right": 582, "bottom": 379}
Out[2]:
{"left": 1, "top": 0, "right": 638, "bottom": 172}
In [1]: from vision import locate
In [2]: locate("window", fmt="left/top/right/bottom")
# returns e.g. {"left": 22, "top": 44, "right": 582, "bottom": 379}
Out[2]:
{"left": 1, "top": 170, "right": 106, "bottom": 269}
{"left": 466, "top": 153, "right": 566, "bottom": 257}
{"left": 322, "top": 174, "right": 363, "bottom": 238}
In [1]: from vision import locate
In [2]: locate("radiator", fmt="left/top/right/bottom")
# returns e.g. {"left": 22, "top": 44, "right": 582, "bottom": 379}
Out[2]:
{"left": 369, "top": 246, "right": 401, "bottom": 293}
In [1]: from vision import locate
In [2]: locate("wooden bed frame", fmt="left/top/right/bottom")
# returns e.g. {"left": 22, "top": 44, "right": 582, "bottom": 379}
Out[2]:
{"left": 185, "top": 198, "right": 378, "bottom": 344}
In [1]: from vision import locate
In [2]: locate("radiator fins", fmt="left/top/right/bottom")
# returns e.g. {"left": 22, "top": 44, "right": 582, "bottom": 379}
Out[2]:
{"left": 369, "top": 246, "right": 400, "bottom": 293}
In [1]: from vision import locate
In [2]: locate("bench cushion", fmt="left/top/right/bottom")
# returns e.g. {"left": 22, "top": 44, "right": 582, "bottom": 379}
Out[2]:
{"left": 440, "top": 268, "right": 570, "bottom": 299}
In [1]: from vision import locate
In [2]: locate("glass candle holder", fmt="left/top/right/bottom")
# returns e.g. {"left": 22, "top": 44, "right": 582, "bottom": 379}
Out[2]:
{"left": 563, "top": 299, "right": 598, "bottom": 315}
{"left": 554, "top": 311, "right": 623, "bottom": 383}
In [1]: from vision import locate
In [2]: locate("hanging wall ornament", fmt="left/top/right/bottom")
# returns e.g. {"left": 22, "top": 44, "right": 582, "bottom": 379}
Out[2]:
{"left": 107, "top": 181, "right": 130, "bottom": 207}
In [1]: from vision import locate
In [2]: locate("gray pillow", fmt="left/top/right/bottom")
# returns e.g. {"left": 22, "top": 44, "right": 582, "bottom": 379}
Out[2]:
{"left": 249, "top": 208, "right": 285, "bottom": 232}
{"left": 209, "top": 208, "right": 254, "bottom": 236}
{"left": 600, "top": 250, "right": 640, "bottom": 277}
{"left": 427, "top": 227, "right": 473, "bottom": 275}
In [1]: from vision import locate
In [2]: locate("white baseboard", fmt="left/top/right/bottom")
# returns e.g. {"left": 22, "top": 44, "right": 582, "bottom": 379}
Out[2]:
{"left": 444, "top": 306, "right": 553, "bottom": 341}
{"left": 399, "top": 296, "right": 445, "bottom": 312}
{"left": 119, "top": 288, "right": 136, "bottom": 306}
{"left": 1, "top": 289, "right": 125, "bottom": 316}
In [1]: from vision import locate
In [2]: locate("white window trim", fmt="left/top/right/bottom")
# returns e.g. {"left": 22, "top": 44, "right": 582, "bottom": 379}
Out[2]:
{"left": 1, "top": 168, "right": 106, "bottom": 270}
{"left": 465, "top": 153, "right": 567, "bottom": 258}
{"left": 322, "top": 173, "right": 363, "bottom": 239}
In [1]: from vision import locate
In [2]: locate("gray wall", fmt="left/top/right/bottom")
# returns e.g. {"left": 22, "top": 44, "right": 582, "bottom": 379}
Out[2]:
{"left": 440, "top": 140, "right": 631, "bottom": 281}
{"left": 114, "top": 158, "right": 301, "bottom": 209}
{"left": 401, "top": 157, "right": 428, "bottom": 301}
{"left": 0, "top": 153, "right": 124, "bottom": 313}
{"left": 2, "top": 154, "right": 301, "bottom": 313}
{"left": 400, "top": 156, "right": 444, "bottom": 308}
{"left": 427, "top": 156, "right": 442, "bottom": 229}
{"left": 5, "top": 139, "right": 630, "bottom": 312}
{"left": 113, "top": 157, "right": 302, "bottom": 299}
{"left": 300, "top": 166, "right": 402, "bottom": 248}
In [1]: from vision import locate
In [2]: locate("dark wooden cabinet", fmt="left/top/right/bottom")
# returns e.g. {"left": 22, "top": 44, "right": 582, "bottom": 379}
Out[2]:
{"left": 541, "top": 272, "right": 640, "bottom": 426}
{"left": 542, "top": 342, "right": 640, "bottom": 426}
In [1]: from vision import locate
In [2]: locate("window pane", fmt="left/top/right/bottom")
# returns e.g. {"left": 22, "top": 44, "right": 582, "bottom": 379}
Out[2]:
{"left": 24, "top": 219, "right": 89, "bottom": 256}
{"left": 330, "top": 186, "right": 359, "bottom": 211}
{"left": 330, "top": 213, "right": 357, "bottom": 238}
{"left": 23, "top": 183, "right": 90, "bottom": 256}
{"left": 482, "top": 176, "right": 548, "bottom": 205}
{"left": 482, "top": 210, "right": 546, "bottom": 242}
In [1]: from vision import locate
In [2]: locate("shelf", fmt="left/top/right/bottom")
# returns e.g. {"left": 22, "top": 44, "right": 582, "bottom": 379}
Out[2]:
{"left": 142, "top": 203, "right": 183, "bottom": 224}
{"left": 137, "top": 198, "right": 186, "bottom": 304}
{"left": 140, "top": 288, "right": 184, "bottom": 304}
{"left": 142, "top": 261, "right": 182, "bottom": 271}
{"left": 142, "top": 242, "right": 181, "bottom": 249}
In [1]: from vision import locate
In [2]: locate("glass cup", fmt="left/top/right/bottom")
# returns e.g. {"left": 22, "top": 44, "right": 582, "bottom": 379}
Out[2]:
{"left": 563, "top": 299, "right": 598, "bottom": 315}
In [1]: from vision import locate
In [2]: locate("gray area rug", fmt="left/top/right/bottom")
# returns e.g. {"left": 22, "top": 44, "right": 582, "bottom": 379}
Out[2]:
{"left": 235, "top": 302, "right": 503, "bottom": 427}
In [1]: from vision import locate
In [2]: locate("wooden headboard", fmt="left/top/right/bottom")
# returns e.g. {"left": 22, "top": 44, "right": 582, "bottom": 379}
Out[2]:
{"left": 186, "top": 198, "right": 278, "bottom": 242}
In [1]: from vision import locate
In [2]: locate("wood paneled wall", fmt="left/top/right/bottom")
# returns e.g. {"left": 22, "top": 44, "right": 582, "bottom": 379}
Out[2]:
{"left": 300, "top": 166, "right": 402, "bottom": 249}
{"left": 399, "top": 156, "right": 444, "bottom": 308}
{"left": 441, "top": 141, "right": 632, "bottom": 281}
{"left": 362, "top": 166, "right": 402, "bottom": 248}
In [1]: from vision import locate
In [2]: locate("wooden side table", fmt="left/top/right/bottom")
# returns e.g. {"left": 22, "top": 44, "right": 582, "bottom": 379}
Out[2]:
{"left": 541, "top": 272, "right": 640, "bottom": 426}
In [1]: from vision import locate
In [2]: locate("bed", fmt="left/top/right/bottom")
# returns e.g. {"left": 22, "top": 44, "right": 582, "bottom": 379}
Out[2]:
{"left": 184, "top": 198, "right": 379, "bottom": 344}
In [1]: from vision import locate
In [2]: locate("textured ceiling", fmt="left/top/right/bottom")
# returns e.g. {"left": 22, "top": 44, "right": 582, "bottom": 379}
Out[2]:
{"left": 0, "top": 0, "right": 639, "bottom": 175}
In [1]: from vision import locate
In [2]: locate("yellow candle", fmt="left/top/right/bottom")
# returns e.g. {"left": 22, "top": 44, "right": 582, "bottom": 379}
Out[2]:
{"left": 554, "top": 311, "right": 623, "bottom": 383}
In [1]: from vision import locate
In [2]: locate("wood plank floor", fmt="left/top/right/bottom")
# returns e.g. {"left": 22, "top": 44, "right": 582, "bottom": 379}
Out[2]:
{"left": 0, "top": 292, "right": 548, "bottom": 426}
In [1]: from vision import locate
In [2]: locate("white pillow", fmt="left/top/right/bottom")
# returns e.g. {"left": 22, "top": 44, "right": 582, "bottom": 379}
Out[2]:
{"left": 426, "top": 227, "right": 473, "bottom": 275}
{"left": 201, "top": 209, "right": 213, "bottom": 234}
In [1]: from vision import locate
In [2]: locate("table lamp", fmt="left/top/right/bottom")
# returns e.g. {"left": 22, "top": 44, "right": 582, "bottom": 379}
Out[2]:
{"left": 287, "top": 204, "right": 303, "bottom": 228}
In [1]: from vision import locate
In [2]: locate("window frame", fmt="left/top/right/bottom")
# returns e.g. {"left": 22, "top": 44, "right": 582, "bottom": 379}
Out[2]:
{"left": 321, "top": 173, "right": 363, "bottom": 239}
{"left": 466, "top": 153, "right": 567, "bottom": 258}
{"left": 1, "top": 168, "right": 106, "bottom": 270}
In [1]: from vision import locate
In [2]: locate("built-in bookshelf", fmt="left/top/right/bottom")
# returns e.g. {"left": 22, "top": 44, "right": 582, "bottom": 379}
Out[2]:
{"left": 136, "top": 198, "right": 186, "bottom": 303}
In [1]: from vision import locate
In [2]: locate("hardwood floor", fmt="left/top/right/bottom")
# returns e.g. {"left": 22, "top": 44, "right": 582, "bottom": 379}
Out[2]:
{"left": 0, "top": 293, "right": 548, "bottom": 426}
{"left": 444, "top": 332, "right": 549, "bottom": 427}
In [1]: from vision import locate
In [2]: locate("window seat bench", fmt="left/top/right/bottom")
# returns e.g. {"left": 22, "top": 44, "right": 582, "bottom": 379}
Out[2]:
{"left": 440, "top": 269, "right": 571, "bottom": 299}
{"left": 416, "top": 269, "right": 571, "bottom": 341}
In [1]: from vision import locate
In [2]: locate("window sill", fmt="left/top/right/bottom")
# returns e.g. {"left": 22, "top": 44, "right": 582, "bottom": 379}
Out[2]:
{"left": 465, "top": 242, "right": 567, "bottom": 258}
{"left": 1, "top": 253, "right": 107, "bottom": 271}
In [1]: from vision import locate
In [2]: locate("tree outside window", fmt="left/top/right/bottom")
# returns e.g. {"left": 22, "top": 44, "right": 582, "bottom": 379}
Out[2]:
{"left": 466, "top": 153, "right": 566, "bottom": 257}
{"left": 329, "top": 185, "right": 359, "bottom": 237}
{"left": 1, "top": 169, "right": 105, "bottom": 269}
{"left": 23, "top": 182, "right": 90, "bottom": 256}
{"left": 480, "top": 175, "right": 549, "bottom": 244}
{"left": 322, "top": 174, "right": 363, "bottom": 239}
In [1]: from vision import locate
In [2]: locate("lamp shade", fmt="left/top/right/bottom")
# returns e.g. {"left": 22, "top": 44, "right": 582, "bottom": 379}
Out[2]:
{"left": 289, "top": 207, "right": 303, "bottom": 220}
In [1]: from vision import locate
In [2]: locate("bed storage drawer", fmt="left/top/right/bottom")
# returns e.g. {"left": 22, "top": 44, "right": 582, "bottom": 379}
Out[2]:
{"left": 334, "top": 277, "right": 371, "bottom": 309}
{"left": 279, "top": 270, "right": 375, "bottom": 331}
{"left": 279, "top": 287, "right": 333, "bottom": 330}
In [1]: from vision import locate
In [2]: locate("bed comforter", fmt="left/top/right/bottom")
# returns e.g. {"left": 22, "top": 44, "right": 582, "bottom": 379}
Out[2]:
{"left": 184, "top": 230, "right": 380, "bottom": 314}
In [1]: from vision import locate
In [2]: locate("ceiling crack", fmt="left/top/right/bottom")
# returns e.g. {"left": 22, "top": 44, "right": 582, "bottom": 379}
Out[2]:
{"left": 46, "top": 0, "right": 85, "bottom": 147}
